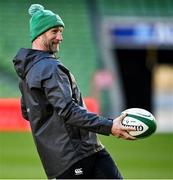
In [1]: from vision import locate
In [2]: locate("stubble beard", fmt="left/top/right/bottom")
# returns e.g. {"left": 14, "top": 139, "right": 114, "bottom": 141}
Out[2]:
{"left": 49, "top": 42, "right": 59, "bottom": 53}
{"left": 41, "top": 36, "right": 58, "bottom": 53}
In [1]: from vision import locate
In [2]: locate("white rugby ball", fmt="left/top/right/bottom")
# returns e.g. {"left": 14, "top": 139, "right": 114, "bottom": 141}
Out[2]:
{"left": 121, "top": 108, "right": 157, "bottom": 139}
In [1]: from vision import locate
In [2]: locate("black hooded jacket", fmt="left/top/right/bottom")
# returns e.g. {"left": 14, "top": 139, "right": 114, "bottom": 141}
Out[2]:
{"left": 13, "top": 48, "right": 113, "bottom": 178}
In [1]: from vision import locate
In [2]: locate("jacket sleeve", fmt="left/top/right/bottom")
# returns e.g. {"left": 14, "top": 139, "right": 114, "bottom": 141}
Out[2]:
{"left": 20, "top": 97, "right": 29, "bottom": 121}
{"left": 43, "top": 64, "right": 113, "bottom": 135}
{"left": 19, "top": 82, "right": 29, "bottom": 121}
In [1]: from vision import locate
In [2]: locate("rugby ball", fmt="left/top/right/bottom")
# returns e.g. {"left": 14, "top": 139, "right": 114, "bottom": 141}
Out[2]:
{"left": 121, "top": 108, "right": 157, "bottom": 139}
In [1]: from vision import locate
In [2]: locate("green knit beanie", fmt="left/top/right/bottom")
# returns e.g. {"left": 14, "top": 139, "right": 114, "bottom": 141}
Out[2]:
{"left": 28, "top": 4, "right": 65, "bottom": 42}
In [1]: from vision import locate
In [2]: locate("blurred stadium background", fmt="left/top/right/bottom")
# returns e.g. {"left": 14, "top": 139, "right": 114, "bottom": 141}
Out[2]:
{"left": 0, "top": 0, "right": 173, "bottom": 179}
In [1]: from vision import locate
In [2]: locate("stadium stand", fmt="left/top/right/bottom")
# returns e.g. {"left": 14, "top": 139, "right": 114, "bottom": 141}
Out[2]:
{"left": 1, "top": 0, "right": 173, "bottom": 98}
{"left": 97, "top": 0, "right": 173, "bottom": 16}
{"left": 0, "top": 0, "right": 97, "bottom": 97}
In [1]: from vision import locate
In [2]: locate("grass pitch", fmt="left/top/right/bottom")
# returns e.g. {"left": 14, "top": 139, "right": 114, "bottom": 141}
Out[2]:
{"left": 0, "top": 132, "right": 172, "bottom": 179}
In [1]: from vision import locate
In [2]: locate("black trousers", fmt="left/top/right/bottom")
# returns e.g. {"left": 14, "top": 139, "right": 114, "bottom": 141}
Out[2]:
{"left": 56, "top": 149, "right": 123, "bottom": 179}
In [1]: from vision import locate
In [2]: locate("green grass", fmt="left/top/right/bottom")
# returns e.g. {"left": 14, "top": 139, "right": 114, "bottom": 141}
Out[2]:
{"left": 0, "top": 132, "right": 173, "bottom": 179}
{"left": 0, "top": 132, "right": 46, "bottom": 179}
{"left": 100, "top": 133, "right": 173, "bottom": 179}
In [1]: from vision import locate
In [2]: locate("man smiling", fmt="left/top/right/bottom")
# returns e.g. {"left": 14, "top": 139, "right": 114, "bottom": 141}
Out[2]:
{"left": 32, "top": 26, "right": 63, "bottom": 53}
{"left": 13, "top": 4, "right": 135, "bottom": 179}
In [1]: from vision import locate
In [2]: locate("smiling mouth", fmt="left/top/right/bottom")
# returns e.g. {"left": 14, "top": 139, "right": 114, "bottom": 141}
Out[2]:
{"left": 52, "top": 43, "right": 58, "bottom": 48}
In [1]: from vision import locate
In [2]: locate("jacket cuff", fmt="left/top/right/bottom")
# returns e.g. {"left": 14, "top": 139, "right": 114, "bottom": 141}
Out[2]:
{"left": 99, "top": 117, "right": 113, "bottom": 136}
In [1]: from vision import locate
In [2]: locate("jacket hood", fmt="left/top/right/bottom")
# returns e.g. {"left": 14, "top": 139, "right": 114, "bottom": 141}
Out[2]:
{"left": 13, "top": 48, "right": 54, "bottom": 79}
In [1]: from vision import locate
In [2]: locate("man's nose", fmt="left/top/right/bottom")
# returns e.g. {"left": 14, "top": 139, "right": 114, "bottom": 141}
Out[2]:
{"left": 56, "top": 33, "right": 63, "bottom": 42}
